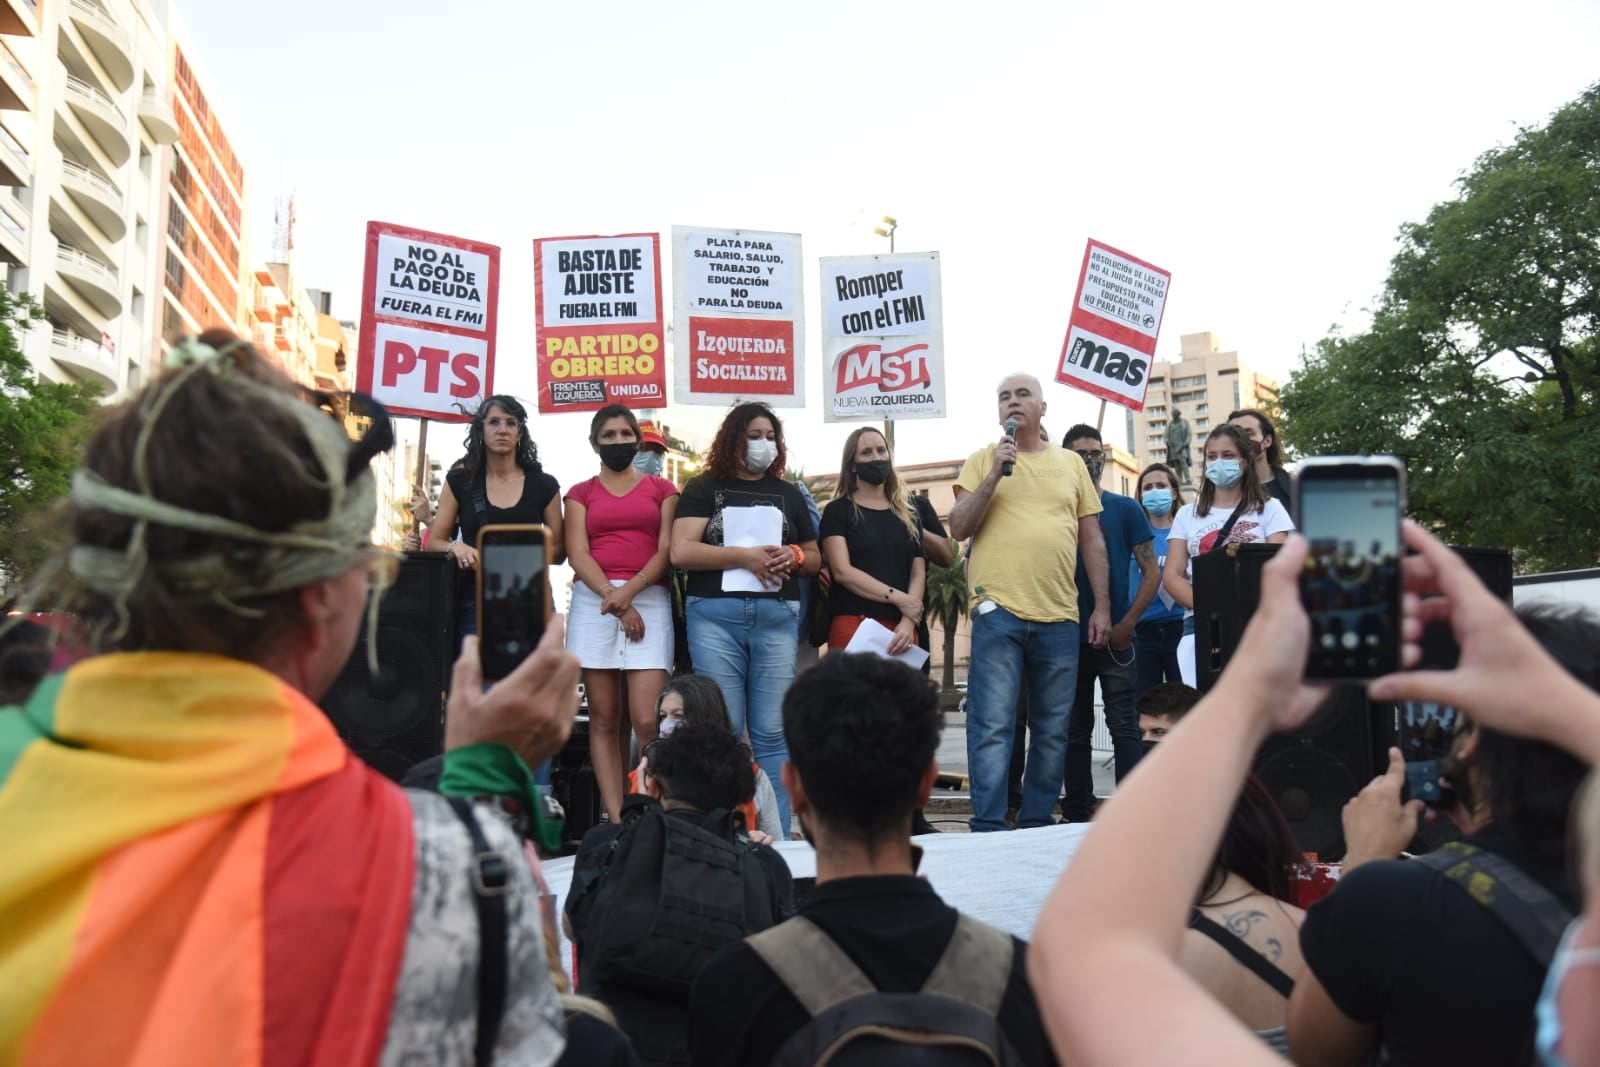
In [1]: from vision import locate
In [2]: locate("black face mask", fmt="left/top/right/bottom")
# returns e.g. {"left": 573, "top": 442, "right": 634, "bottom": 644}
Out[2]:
{"left": 855, "top": 460, "right": 892, "bottom": 486}
{"left": 1140, "top": 739, "right": 1159, "bottom": 758}
{"left": 599, "top": 443, "right": 639, "bottom": 472}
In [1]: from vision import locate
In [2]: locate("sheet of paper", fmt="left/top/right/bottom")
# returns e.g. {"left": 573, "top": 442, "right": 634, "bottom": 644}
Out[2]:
{"left": 843, "top": 617, "right": 931, "bottom": 670}
{"left": 720, "top": 504, "right": 784, "bottom": 593}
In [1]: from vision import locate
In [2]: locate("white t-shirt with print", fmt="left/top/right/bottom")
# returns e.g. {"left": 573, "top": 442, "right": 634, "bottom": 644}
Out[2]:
{"left": 1168, "top": 498, "right": 1296, "bottom": 585}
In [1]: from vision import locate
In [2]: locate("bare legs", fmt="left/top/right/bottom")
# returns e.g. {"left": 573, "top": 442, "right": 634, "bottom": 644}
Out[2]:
{"left": 585, "top": 667, "right": 670, "bottom": 822}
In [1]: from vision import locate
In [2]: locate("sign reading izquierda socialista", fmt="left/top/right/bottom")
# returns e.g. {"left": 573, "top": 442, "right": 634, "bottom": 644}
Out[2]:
{"left": 818, "top": 252, "right": 944, "bottom": 422}
{"left": 672, "top": 226, "right": 805, "bottom": 407}
{"left": 534, "top": 233, "right": 666, "bottom": 414}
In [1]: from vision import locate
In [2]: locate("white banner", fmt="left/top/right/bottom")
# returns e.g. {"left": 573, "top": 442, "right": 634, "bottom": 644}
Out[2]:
{"left": 1057, "top": 322, "right": 1152, "bottom": 408}
{"left": 1076, "top": 243, "right": 1170, "bottom": 340}
{"left": 672, "top": 226, "right": 805, "bottom": 407}
{"left": 538, "top": 235, "right": 659, "bottom": 328}
{"left": 819, "top": 252, "right": 944, "bottom": 422}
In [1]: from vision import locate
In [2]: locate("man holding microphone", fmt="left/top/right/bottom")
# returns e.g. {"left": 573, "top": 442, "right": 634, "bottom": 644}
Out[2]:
{"left": 951, "top": 372, "right": 1110, "bottom": 832}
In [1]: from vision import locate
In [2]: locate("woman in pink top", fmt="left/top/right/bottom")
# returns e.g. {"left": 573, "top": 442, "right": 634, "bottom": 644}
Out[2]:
{"left": 565, "top": 403, "right": 680, "bottom": 822}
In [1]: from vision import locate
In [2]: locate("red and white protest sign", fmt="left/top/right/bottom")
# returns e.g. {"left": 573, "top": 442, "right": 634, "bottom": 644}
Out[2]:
{"left": 672, "top": 226, "right": 804, "bottom": 407}
{"left": 1055, "top": 240, "right": 1171, "bottom": 412}
{"left": 819, "top": 252, "right": 944, "bottom": 422}
{"left": 535, "top": 234, "right": 665, "bottom": 414}
{"left": 356, "top": 221, "right": 498, "bottom": 421}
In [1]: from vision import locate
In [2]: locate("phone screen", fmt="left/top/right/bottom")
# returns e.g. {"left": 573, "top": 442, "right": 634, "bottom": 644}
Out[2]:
{"left": 478, "top": 526, "right": 548, "bottom": 681}
{"left": 1396, "top": 701, "right": 1459, "bottom": 807}
{"left": 1297, "top": 462, "right": 1403, "bottom": 680}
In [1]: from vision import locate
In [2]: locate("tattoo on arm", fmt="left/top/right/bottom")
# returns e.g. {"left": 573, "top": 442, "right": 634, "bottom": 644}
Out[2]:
{"left": 1133, "top": 540, "right": 1156, "bottom": 567}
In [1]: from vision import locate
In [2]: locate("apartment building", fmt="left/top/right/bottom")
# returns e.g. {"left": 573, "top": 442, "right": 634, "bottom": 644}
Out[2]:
{"left": 2, "top": 0, "right": 182, "bottom": 397}
{"left": 1126, "top": 331, "right": 1280, "bottom": 480}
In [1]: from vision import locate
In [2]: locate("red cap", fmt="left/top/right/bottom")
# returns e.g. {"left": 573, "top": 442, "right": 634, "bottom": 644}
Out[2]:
{"left": 637, "top": 419, "right": 667, "bottom": 452}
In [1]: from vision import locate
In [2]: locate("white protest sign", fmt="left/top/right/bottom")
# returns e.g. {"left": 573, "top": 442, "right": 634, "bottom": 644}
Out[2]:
{"left": 357, "top": 221, "right": 498, "bottom": 421}
{"left": 538, "top": 235, "right": 658, "bottom": 328}
{"left": 819, "top": 252, "right": 944, "bottom": 423}
{"left": 671, "top": 226, "right": 805, "bottom": 407}
{"left": 1076, "top": 244, "right": 1170, "bottom": 339}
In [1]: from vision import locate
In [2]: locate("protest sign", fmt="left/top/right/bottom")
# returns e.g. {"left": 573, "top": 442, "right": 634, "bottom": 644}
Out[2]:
{"left": 1055, "top": 240, "right": 1170, "bottom": 412}
{"left": 818, "top": 252, "right": 944, "bottom": 422}
{"left": 356, "top": 221, "right": 499, "bottom": 421}
{"left": 535, "top": 234, "right": 665, "bottom": 413}
{"left": 672, "top": 227, "right": 804, "bottom": 407}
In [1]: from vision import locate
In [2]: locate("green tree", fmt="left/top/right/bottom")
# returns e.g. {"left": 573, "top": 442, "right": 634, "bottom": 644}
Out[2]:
{"left": 925, "top": 557, "right": 969, "bottom": 692}
{"left": 0, "top": 287, "right": 101, "bottom": 588}
{"left": 1279, "top": 84, "right": 1600, "bottom": 572}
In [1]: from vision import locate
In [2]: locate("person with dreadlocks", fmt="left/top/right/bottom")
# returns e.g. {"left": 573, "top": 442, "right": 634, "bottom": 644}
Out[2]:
{"left": 0, "top": 331, "right": 580, "bottom": 1066}
{"left": 428, "top": 393, "right": 565, "bottom": 645}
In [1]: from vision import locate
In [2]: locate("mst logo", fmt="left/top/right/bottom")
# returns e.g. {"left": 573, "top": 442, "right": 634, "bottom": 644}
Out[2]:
{"left": 1066, "top": 337, "right": 1147, "bottom": 386}
{"left": 835, "top": 343, "right": 931, "bottom": 393}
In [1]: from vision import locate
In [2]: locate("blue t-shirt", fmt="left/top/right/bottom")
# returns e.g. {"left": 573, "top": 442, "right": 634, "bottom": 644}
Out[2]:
{"left": 1134, "top": 522, "right": 1185, "bottom": 624}
{"left": 1075, "top": 490, "right": 1153, "bottom": 622}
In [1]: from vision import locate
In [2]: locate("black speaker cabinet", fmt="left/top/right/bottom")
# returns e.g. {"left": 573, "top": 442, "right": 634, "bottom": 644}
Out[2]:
{"left": 1191, "top": 542, "right": 1280, "bottom": 695}
{"left": 549, "top": 714, "right": 602, "bottom": 845}
{"left": 321, "top": 551, "right": 455, "bottom": 781}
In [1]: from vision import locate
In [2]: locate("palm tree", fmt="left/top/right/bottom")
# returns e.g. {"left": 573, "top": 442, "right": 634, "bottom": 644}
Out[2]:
{"left": 924, "top": 557, "right": 969, "bottom": 692}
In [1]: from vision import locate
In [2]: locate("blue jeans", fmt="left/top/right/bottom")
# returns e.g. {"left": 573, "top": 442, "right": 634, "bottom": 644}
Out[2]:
{"left": 686, "top": 595, "right": 799, "bottom": 835}
{"left": 966, "top": 604, "right": 1081, "bottom": 831}
{"left": 1133, "top": 618, "right": 1185, "bottom": 703}
{"left": 1061, "top": 643, "right": 1140, "bottom": 821}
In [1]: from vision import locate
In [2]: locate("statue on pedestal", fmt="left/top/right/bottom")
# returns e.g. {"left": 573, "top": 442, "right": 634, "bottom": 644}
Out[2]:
{"left": 1164, "top": 407, "right": 1193, "bottom": 486}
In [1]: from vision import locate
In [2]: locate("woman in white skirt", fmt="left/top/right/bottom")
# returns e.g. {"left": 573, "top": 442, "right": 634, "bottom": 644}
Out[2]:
{"left": 564, "top": 403, "right": 680, "bottom": 822}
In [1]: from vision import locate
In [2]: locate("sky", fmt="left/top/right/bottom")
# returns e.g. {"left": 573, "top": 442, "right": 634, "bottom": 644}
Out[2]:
{"left": 177, "top": 0, "right": 1600, "bottom": 495}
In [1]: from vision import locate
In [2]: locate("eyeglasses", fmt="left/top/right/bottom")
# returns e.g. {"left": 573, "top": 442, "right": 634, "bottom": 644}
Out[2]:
{"left": 1073, "top": 449, "right": 1106, "bottom": 462}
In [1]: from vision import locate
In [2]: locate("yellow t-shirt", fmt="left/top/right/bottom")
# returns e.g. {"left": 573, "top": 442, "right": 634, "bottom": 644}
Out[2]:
{"left": 955, "top": 445, "right": 1103, "bottom": 622}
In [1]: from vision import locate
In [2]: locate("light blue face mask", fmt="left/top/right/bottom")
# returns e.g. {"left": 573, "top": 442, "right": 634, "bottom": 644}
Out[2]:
{"left": 633, "top": 451, "right": 665, "bottom": 477}
{"left": 1205, "top": 459, "right": 1243, "bottom": 488}
{"left": 1141, "top": 489, "right": 1173, "bottom": 516}
{"left": 1536, "top": 918, "right": 1600, "bottom": 1065}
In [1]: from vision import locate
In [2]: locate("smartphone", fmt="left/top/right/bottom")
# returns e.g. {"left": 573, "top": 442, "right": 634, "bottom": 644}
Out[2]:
{"left": 1293, "top": 456, "right": 1405, "bottom": 681}
{"left": 476, "top": 524, "right": 550, "bottom": 681}
{"left": 1395, "top": 701, "right": 1459, "bottom": 807}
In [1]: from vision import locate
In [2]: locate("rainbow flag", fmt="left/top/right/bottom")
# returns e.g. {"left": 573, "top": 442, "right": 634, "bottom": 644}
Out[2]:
{"left": 0, "top": 653, "right": 416, "bottom": 1066}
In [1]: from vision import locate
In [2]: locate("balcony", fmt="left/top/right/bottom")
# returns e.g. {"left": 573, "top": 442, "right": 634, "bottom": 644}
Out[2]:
{"left": 0, "top": 192, "right": 26, "bottom": 264}
{"left": 0, "top": 123, "right": 28, "bottom": 186}
{"left": 136, "top": 85, "right": 177, "bottom": 145}
{"left": 55, "top": 242, "right": 120, "bottom": 317}
{"left": 0, "top": 0, "right": 38, "bottom": 37}
{"left": 0, "top": 40, "right": 30, "bottom": 112}
{"left": 50, "top": 326, "right": 117, "bottom": 390}
{"left": 59, "top": 156, "right": 124, "bottom": 240}
{"left": 62, "top": 74, "right": 128, "bottom": 165}
{"left": 65, "top": 0, "right": 132, "bottom": 93}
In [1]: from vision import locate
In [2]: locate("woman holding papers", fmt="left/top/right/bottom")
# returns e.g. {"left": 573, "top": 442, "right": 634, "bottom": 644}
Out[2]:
{"left": 819, "top": 427, "right": 927, "bottom": 659}
{"left": 564, "top": 403, "right": 680, "bottom": 824}
{"left": 671, "top": 402, "right": 820, "bottom": 836}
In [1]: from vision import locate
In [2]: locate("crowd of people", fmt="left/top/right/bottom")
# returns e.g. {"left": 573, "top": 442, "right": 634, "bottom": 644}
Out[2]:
{"left": 1, "top": 331, "right": 1598, "bottom": 1067}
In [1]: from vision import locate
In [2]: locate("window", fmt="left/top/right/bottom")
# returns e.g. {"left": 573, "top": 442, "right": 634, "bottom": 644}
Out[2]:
{"left": 1174, "top": 375, "right": 1206, "bottom": 388}
{"left": 130, "top": 287, "right": 144, "bottom": 319}
{"left": 134, "top": 216, "right": 147, "bottom": 248}
{"left": 1232, "top": 381, "right": 1241, "bottom": 409}
{"left": 139, "top": 143, "right": 152, "bottom": 178}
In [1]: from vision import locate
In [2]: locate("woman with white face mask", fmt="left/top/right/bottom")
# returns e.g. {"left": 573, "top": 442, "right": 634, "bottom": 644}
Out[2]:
{"left": 670, "top": 402, "right": 820, "bottom": 837}
{"left": 1162, "top": 424, "right": 1294, "bottom": 686}
{"left": 1133, "top": 461, "right": 1189, "bottom": 701}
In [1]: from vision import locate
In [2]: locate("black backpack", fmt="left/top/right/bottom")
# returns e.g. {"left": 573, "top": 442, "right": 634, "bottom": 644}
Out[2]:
{"left": 576, "top": 797, "right": 778, "bottom": 1000}
{"left": 746, "top": 913, "right": 1023, "bottom": 1066}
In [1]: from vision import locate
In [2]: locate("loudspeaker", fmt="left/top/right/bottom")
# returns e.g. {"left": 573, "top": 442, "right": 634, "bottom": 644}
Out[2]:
{"left": 1254, "top": 688, "right": 1381, "bottom": 859}
{"left": 322, "top": 551, "right": 455, "bottom": 781}
{"left": 1191, "top": 543, "right": 1280, "bottom": 694}
{"left": 1419, "top": 547, "right": 1513, "bottom": 669}
{"left": 548, "top": 713, "right": 602, "bottom": 845}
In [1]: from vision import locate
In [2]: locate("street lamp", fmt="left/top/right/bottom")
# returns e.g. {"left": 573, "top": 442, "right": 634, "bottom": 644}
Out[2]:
{"left": 873, "top": 216, "right": 898, "bottom": 450}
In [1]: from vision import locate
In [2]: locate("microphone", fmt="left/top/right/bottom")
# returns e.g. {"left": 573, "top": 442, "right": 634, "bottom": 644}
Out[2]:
{"left": 1002, "top": 418, "right": 1017, "bottom": 477}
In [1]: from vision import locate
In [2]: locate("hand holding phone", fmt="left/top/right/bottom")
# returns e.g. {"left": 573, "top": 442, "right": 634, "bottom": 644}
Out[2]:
{"left": 1293, "top": 456, "right": 1406, "bottom": 681}
{"left": 477, "top": 524, "right": 552, "bottom": 681}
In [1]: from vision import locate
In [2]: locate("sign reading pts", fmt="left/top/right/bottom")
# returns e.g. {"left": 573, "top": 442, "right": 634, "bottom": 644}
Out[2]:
{"left": 372, "top": 322, "right": 487, "bottom": 413}
{"left": 357, "top": 221, "right": 500, "bottom": 422}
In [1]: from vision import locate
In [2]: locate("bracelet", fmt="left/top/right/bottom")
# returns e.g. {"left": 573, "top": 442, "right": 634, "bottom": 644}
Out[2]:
{"left": 788, "top": 543, "right": 804, "bottom": 567}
